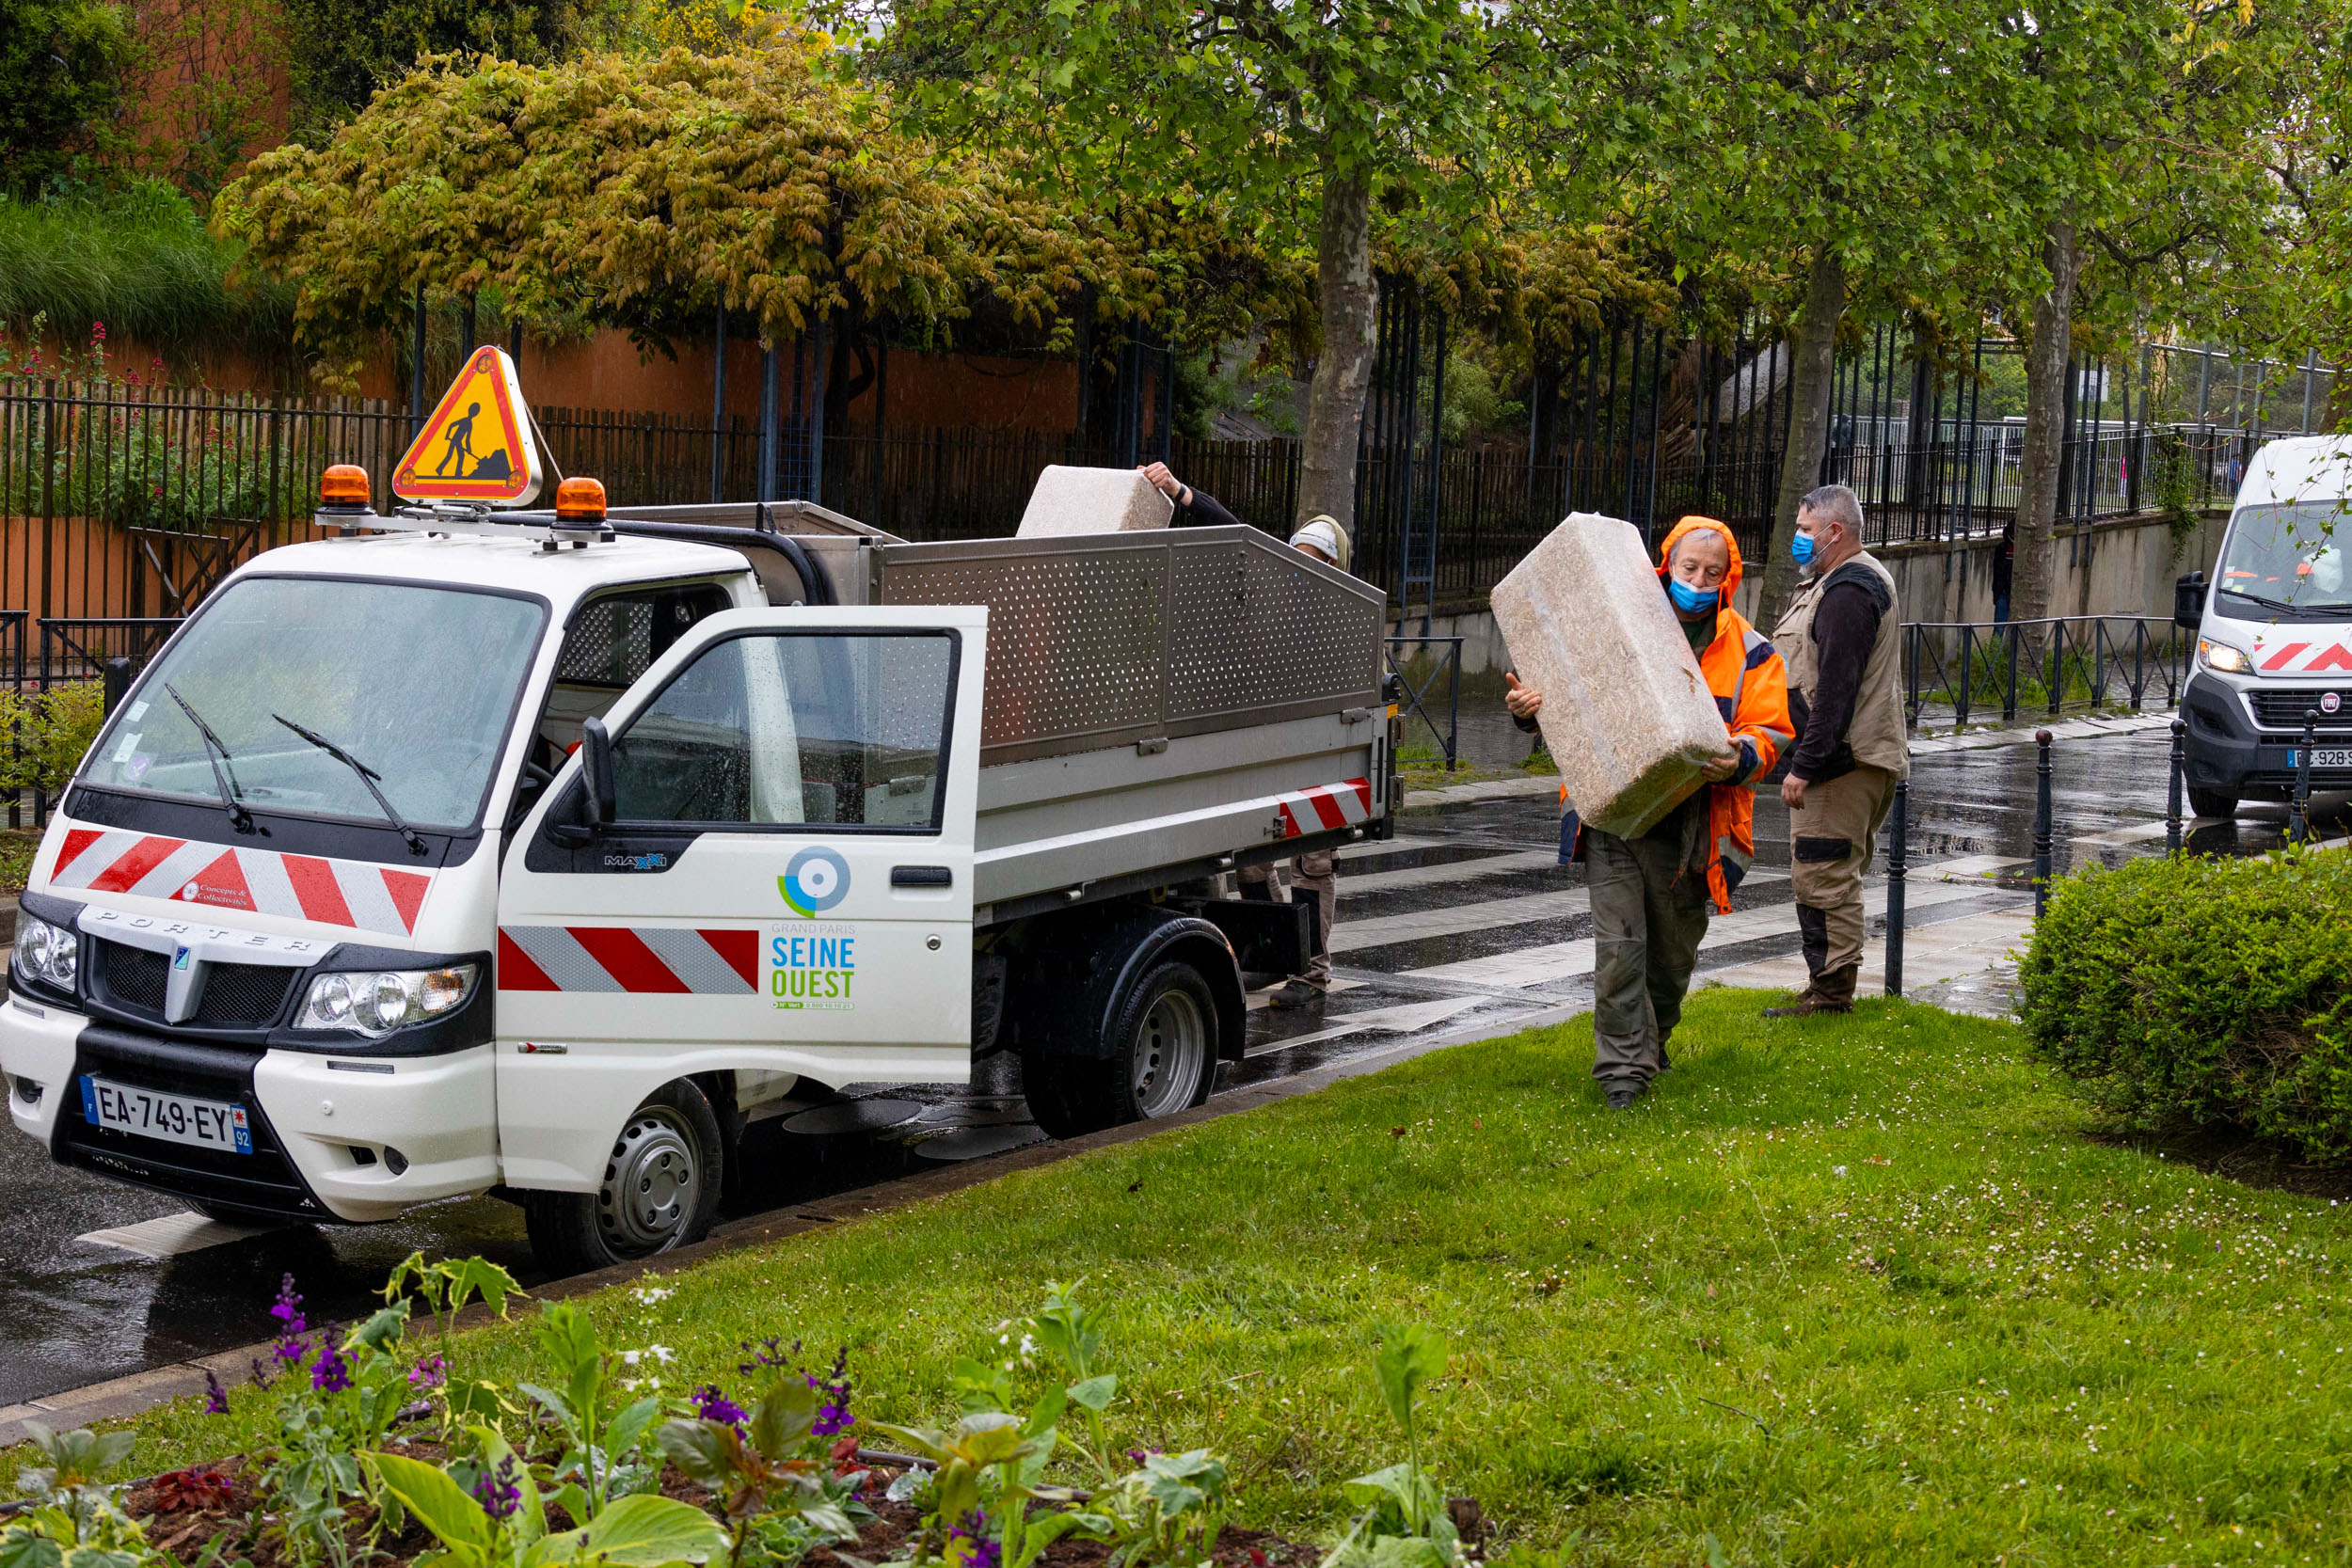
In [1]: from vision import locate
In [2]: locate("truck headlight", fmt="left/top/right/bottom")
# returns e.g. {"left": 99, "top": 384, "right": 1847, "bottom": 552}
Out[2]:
{"left": 2200, "top": 638, "right": 2254, "bottom": 674}
{"left": 297, "top": 965, "right": 478, "bottom": 1037}
{"left": 16, "top": 915, "right": 78, "bottom": 990}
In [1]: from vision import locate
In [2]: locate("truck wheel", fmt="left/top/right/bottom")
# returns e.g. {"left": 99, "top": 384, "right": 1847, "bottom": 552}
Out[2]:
{"left": 1025, "top": 960, "right": 1218, "bottom": 1138}
{"left": 2187, "top": 787, "right": 2240, "bottom": 819}
{"left": 524, "top": 1080, "right": 724, "bottom": 1275}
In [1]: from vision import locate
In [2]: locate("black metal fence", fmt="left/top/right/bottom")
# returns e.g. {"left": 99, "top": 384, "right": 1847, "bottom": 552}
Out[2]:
{"left": 0, "top": 325, "right": 2318, "bottom": 629}
{"left": 1902, "top": 616, "right": 2190, "bottom": 729}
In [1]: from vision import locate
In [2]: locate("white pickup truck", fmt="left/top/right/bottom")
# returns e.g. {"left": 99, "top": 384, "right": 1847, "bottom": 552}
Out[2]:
{"left": 0, "top": 475, "right": 1392, "bottom": 1272}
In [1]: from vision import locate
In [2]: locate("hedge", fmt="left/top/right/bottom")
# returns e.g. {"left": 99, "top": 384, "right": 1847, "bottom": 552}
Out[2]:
{"left": 2019, "top": 849, "right": 2352, "bottom": 1162}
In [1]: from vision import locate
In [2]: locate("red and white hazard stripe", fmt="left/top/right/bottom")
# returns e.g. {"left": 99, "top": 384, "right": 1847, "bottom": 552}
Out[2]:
{"left": 1275, "top": 777, "right": 1374, "bottom": 839}
{"left": 50, "top": 826, "right": 431, "bottom": 936}
{"left": 499, "top": 926, "right": 759, "bottom": 995}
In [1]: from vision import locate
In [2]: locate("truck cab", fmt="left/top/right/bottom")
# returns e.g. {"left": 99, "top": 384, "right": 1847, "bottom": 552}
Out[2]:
{"left": 2175, "top": 436, "right": 2352, "bottom": 818}
{"left": 4, "top": 463, "right": 1391, "bottom": 1275}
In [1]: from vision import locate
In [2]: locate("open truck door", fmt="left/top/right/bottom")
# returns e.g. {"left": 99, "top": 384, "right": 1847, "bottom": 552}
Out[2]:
{"left": 494, "top": 604, "right": 986, "bottom": 1269}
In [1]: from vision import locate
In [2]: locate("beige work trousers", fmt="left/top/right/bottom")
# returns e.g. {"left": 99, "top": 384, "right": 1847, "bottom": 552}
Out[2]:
{"left": 1788, "top": 765, "right": 1897, "bottom": 974}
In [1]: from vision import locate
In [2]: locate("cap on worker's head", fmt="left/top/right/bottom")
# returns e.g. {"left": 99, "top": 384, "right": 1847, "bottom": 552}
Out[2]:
{"left": 1655, "top": 514, "right": 1741, "bottom": 608}
{"left": 1289, "top": 515, "right": 1351, "bottom": 573}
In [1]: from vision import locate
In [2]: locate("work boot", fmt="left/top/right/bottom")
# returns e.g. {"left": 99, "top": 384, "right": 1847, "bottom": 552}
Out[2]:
{"left": 1761, "top": 963, "right": 1858, "bottom": 1018}
{"left": 1266, "top": 978, "right": 1325, "bottom": 1010}
{"left": 1605, "top": 1087, "right": 1643, "bottom": 1111}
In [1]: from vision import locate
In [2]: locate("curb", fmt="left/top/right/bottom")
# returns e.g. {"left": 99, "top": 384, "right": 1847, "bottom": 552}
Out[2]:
{"left": 0, "top": 996, "right": 1590, "bottom": 1451}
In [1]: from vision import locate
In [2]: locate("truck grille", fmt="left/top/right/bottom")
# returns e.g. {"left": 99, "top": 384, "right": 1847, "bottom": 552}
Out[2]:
{"left": 93, "top": 941, "right": 301, "bottom": 1027}
{"left": 101, "top": 942, "right": 167, "bottom": 1011}
{"left": 2249, "top": 690, "right": 2352, "bottom": 730}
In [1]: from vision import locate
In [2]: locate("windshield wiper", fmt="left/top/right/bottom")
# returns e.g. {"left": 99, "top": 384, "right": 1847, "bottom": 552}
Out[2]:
{"left": 165, "top": 683, "right": 253, "bottom": 832}
{"left": 271, "top": 714, "right": 427, "bottom": 855}
{"left": 2217, "top": 586, "right": 2327, "bottom": 616}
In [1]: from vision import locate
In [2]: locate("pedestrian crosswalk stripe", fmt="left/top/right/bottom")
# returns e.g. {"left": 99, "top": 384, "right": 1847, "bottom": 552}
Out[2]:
{"left": 1330, "top": 871, "right": 1790, "bottom": 956}
{"left": 1339, "top": 848, "right": 1565, "bottom": 894}
{"left": 1398, "top": 877, "right": 2015, "bottom": 990}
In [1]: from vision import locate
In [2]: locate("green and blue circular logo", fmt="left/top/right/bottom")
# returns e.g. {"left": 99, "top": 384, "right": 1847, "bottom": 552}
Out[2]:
{"left": 780, "top": 847, "right": 850, "bottom": 917}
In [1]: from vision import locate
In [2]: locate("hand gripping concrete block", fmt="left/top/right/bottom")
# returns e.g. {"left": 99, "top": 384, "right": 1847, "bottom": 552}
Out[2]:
{"left": 1015, "top": 466, "right": 1174, "bottom": 537}
{"left": 1490, "top": 513, "right": 1735, "bottom": 840}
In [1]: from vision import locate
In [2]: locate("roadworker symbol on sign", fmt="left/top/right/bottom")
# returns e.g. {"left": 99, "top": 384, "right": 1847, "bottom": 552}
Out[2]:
{"left": 392, "top": 346, "right": 542, "bottom": 506}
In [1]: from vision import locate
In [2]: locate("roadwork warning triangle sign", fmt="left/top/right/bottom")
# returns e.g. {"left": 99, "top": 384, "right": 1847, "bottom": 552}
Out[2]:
{"left": 393, "top": 347, "right": 542, "bottom": 506}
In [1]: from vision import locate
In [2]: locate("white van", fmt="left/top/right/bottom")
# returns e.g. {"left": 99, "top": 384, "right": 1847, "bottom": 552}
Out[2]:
{"left": 2176, "top": 436, "right": 2352, "bottom": 817}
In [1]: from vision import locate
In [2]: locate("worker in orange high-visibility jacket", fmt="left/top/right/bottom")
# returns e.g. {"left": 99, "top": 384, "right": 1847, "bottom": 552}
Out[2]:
{"left": 1505, "top": 515, "right": 1794, "bottom": 1108}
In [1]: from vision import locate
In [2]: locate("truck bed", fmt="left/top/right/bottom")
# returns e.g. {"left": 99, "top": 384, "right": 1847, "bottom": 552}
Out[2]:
{"left": 611, "top": 506, "right": 1391, "bottom": 921}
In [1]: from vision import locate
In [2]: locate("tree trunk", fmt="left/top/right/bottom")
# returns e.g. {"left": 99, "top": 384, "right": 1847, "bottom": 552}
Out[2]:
{"left": 1756, "top": 246, "right": 1847, "bottom": 629}
{"left": 2012, "top": 216, "right": 2081, "bottom": 627}
{"left": 1297, "top": 164, "right": 1376, "bottom": 544}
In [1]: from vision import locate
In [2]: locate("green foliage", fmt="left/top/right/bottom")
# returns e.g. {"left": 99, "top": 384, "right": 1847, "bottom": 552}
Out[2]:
{"left": 653, "top": 1374, "right": 865, "bottom": 1568}
{"left": 264, "top": 1303, "right": 418, "bottom": 1568}
{"left": 0, "top": 683, "right": 106, "bottom": 796}
{"left": 0, "top": 0, "right": 135, "bottom": 197}
{"left": 370, "top": 1449, "right": 730, "bottom": 1568}
{"left": 2151, "top": 427, "right": 2204, "bottom": 563}
{"left": 519, "top": 1302, "right": 666, "bottom": 1518}
{"left": 277, "top": 0, "right": 623, "bottom": 139}
{"left": 0, "top": 182, "right": 296, "bottom": 362}
{"left": 0, "top": 1422, "right": 194, "bottom": 1568}
{"left": 2022, "top": 848, "right": 2352, "bottom": 1163}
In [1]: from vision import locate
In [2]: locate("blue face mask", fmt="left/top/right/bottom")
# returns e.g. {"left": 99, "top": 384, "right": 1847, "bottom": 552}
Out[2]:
{"left": 1791, "top": 531, "right": 1817, "bottom": 566}
{"left": 1667, "top": 577, "right": 1717, "bottom": 616}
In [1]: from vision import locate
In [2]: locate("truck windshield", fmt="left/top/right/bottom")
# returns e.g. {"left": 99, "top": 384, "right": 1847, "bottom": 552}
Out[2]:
{"left": 2217, "top": 501, "right": 2352, "bottom": 613}
{"left": 81, "top": 577, "right": 545, "bottom": 832}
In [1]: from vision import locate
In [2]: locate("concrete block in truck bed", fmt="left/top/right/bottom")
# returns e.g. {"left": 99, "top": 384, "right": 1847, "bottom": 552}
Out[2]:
{"left": 1490, "top": 513, "right": 1733, "bottom": 840}
{"left": 1015, "top": 466, "right": 1173, "bottom": 537}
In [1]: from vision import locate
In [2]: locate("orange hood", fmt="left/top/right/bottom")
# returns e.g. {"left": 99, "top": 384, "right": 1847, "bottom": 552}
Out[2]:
{"left": 1656, "top": 515, "right": 1750, "bottom": 610}
{"left": 1655, "top": 514, "right": 1742, "bottom": 611}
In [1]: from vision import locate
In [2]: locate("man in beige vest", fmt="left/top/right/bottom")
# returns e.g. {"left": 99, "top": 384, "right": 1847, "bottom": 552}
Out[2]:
{"left": 1765, "top": 483, "right": 1911, "bottom": 1017}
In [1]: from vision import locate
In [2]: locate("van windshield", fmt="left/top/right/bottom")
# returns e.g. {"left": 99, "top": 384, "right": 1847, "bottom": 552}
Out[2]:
{"left": 80, "top": 577, "right": 546, "bottom": 832}
{"left": 2217, "top": 502, "right": 2352, "bottom": 614}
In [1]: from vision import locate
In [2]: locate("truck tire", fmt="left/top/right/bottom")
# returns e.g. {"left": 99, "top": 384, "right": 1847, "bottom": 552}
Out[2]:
{"left": 523, "top": 1079, "right": 725, "bottom": 1275}
{"left": 1025, "top": 959, "right": 1218, "bottom": 1138}
{"left": 2187, "top": 786, "right": 2240, "bottom": 819}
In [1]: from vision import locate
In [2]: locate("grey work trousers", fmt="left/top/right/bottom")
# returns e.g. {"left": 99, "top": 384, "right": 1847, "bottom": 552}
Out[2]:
{"left": 1238, "top": 847, "right": 1335, "bottom": 988}
{"left": 1585, "top": 826, "right": 1711, "bottom": 1090}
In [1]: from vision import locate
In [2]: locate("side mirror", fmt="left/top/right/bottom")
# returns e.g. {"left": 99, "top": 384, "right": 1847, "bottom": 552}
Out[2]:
{"left": 580, "top": 716, "right": 617, "bottom": 827}
{"left": 2174, "top": 571, "right": 2208, "bottom": 631}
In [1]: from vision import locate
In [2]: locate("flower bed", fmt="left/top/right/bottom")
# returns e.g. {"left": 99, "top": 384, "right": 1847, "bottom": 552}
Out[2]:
{"left": 3, "top": 1261, "right": 1461, "bottom": 1568}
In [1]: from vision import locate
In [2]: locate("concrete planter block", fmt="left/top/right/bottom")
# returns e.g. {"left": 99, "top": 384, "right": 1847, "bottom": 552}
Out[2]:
{"left": 1016, "top": 466, "right": 1173, "bottom": 537}
{"left": 1490, "top": 513, "right": 1733, "bottom": 839}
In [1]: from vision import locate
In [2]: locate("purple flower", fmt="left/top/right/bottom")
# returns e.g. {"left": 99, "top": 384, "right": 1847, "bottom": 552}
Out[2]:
{"left": 203, "top": 1371, "right": 230, "bottom": 1416}
{"left": 809, "top": 1347, "right": 853, "bottom": 1437}
{"left": 269, "top": 1275, "right": 310, "bottom": 1366}
{"left": 472, "top": 1456, "right": 522, "bottom": 1522}
{"left": 947, "top": 1510, "right": 999, "bottom": 1568}
{"left": 311, "top": 1341, "right": 351, "bottom": 1394}
{"left": 408, "top": 1356, "right": 448, "bottom": 1390}
{"left": 692, "top": 1385, "right": 748, "bottom": 1428}
{"left": 737, "top": 1336, "right": 795, "bottom": 1374}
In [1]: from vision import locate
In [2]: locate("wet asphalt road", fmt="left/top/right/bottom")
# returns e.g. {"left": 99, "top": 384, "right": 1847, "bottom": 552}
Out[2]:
{"left": 0, "top": 715, "right": 2330, "bottom": 1408}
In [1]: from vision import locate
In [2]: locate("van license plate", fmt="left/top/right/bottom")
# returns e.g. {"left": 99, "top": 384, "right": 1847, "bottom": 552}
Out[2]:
{"left": 79, "top": 1076, "right": 252, "bottom": 1154}
{"left": 2290, "top": 749, "right": 2352, "bottom": 769}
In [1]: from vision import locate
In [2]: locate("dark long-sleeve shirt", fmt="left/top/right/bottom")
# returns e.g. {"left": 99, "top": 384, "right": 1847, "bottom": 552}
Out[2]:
{"left": 1790, "top": 567, "right": 1891, "bottom": 784}
{"left": 1172, "top": 486, "right": 1241, "bottom": 529}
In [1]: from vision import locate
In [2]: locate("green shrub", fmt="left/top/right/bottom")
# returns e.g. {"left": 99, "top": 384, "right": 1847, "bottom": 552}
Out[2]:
{"left": 2019, "top": 849, "right": 2352, "bottom": 1161}
{"left": 0, "top": 681, "right": 106, "bottom": 793}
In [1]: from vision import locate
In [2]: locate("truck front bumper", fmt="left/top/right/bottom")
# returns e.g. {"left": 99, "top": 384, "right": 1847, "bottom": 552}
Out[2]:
{"left": 2184, "top": 670, "right": 2352, "bottom": 800}
{"left": 1, "top": 1005, "right": 498, "bottom": 1222}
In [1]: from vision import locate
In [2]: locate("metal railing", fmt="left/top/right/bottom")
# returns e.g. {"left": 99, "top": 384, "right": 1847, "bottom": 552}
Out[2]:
{"left": 1386, "top": 635, "right": 1463, "bottom": 771}
{"left": 1902, "top": 616, "right": 2189, "bottom": 730}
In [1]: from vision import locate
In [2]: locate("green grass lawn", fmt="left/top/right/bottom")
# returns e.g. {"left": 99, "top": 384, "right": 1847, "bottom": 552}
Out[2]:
{"left": 76, "top": 990, "right": 2352, "bottom": 1565}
